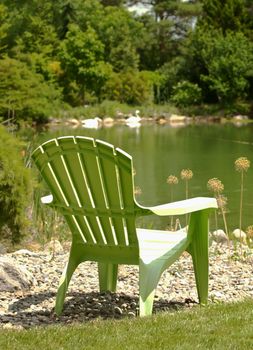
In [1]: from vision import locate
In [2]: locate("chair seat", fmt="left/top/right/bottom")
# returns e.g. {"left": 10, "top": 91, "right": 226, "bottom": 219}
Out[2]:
{"left": 137, "top": 228, "right": 188, "bottom": 264}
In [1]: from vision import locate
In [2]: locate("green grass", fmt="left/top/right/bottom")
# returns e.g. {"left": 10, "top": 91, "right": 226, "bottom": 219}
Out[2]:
{"left": 1, "top": 299, "right": 253, "bottom": 350}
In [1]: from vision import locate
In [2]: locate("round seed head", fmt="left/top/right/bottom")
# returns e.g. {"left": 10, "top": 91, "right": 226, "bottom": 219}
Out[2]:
{"left": 246, "top": 225, "right": 253, "bottom": 238}
{"left": 207, "top": 178, "right": 224, "bottom": 194}
{"left": 235, "top": 157, "right": 250, "bottom": 172}
{"left": 167, "top": 175, "right": 178, "bottom": 185}
{"left": 180, "top": 169, "right": 193, "bottom": 180}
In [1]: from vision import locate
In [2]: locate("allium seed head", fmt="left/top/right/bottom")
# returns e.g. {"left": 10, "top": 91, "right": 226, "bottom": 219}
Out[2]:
{"left": 180, "top": 169, "right": 193, "bottom": 180}
{"left": 235, "top": 157, "right": 250, "bottom": 172}
{"left": 167, "top": 175, "right": 178, "bottom": 185}
{"left": 207, "top": 178, "right": 224, "bottom": 194}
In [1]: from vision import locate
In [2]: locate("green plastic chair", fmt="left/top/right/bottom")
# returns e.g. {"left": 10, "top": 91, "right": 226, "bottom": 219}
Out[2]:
{"left": 32, "top": 136, "right": 217, "bottom": 316}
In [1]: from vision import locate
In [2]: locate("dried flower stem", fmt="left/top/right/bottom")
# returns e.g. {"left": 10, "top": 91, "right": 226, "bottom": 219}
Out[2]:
{"left": 167, "top": 175, "right": 178, "bottom": 229}
{"left": 239, "top": 171, "right": 244, "bottom": 251}
{"left": 235, "top": 157, "right": 250, "bottom": 255}
{"left": 207, "top": 178, "right": 230, "bottom": 254}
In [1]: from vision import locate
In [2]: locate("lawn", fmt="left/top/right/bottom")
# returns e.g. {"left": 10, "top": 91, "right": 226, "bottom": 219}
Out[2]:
{"left": 1, "top": 299, "right": 253, "bottom": 350}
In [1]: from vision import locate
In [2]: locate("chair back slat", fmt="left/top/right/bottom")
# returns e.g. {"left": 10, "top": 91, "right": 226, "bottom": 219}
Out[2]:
{"left": 75, "top": 137, "right": 115, "bottom": 245}
{"left": 32, "top": 136, "right": 139, "bottom": 247}
{"left": 115, "top": 148, "right": 137, "bottom": 245}
{"left": 56, "top": 137, "right": 110, "bottom": 244}
{"left": 96, "top": 140, "right": 127, "bottom": 245}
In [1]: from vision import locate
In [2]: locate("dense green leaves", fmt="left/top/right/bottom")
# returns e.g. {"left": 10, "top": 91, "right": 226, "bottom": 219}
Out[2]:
{"left": 0, "top": 0, "right": 252, "bottom": 120}
{"left": 0, "top": 57, "right": 62, "bottom": 122}
{"left": 0, "top": 125, "right": 34, "bottom": 243}
{"left": 199, "top": 31, "right": 253, "bottom": 104}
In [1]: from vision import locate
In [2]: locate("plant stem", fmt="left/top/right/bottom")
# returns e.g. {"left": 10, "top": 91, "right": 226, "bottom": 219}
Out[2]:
{"left": 239, "top": 171, "right": 244, "bottom": 254}
{"left": 185, "top": 181, "right": 189, "bottom": 226}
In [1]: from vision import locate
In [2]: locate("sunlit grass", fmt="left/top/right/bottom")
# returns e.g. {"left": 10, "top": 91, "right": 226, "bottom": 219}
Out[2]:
{"left": 1, "top": 299, "right": 253, "bottom": 350}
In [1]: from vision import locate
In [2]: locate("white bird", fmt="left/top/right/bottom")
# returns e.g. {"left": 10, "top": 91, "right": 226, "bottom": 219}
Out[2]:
{"left": 125, "top": 110, "right": 141, "bottom": 128}
{"left": 82, "top": 117, "right": 102, "bottom": 129}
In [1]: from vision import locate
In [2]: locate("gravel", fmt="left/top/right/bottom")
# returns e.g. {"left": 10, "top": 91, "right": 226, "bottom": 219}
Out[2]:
{"left": 0, "top": 242, "right": 253, "bottom": 329}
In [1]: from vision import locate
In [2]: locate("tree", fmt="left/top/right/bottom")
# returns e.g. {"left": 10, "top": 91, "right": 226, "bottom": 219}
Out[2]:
{"left": 98, "top": 6, "right": 144, "bottom": 71}
{"left": 199, "top": 0, "right": 248, "bottom": 34}
{"left": 0, "top": 57, "right": 62, "bottom": 122}
{"left": 0, "top": 4, "right": 10, "bottom": 57}
{"left": 191, "top": 29, "right": 253, "bottom": 104}
{"left": 136, "top": 0, "right": 202, "bottom": 70}
{"left": 59, "top": 24, "right": 112, "bottom": 104}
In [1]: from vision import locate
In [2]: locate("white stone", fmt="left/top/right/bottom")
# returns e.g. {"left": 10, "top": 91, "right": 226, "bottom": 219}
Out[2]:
{"left": 232, "top": 229, "right": 247, "bottom": 244}
{"left": 211, "top": 229, "right": 228, "bottom": 244}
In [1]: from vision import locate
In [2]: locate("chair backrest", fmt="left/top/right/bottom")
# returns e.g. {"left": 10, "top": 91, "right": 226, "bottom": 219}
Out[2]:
{"left": 32, "top": 136, "right": 148, "bottom": 248}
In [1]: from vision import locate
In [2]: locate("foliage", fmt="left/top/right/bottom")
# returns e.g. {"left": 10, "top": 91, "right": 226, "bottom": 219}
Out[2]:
{"left": 99, "top": 6, "right": 144, "bottom": 72}
{"left": 0, "top": 0, "right": 252, "bottom": 118}
{"left": 1, "top": 299, "right": 253, "bottom": 349}
{"left": 59, "top": 24, "right": 112, "bottom": 104}
{"left": 200, "top": 0, "right": 248, "bottom": 34}
{"left": 102, "top": 70, "right": 156, "bottom": 105}
{"left": 0, "top": 57, "right": 62, "bottom": 122}
{"left": 0, "top": 4, "right": 10, "bottom": 56}
{"left": 199, "top": 31, "right": 253, "bottom": 104}
{"left": 0, "top": 125, "right": 34, "bottom": 243}
{"left": 171, "top": 80, "right": 202, "bottom": 107}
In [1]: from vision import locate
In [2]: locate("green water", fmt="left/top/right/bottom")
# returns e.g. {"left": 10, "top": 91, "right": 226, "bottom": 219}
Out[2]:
{"left": 33, "top": 122, "right": 253, "bottom": 232}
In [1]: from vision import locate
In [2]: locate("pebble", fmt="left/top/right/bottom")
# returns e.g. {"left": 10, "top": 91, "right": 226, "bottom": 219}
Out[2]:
{"left": 0, "top": 244, "right": 253, "bottom": 329}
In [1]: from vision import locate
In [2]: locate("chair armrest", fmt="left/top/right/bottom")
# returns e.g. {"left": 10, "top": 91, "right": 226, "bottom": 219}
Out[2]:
{"left": 144, "top": 197, "right": 217, "bottom": 216}
{"left": 41, "top": 194, "right": 54, "bottom": 204}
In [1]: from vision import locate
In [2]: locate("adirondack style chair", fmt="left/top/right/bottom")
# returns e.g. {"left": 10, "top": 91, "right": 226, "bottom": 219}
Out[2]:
{"left": 32, "top": 136, "right": 217, "bottom": 317}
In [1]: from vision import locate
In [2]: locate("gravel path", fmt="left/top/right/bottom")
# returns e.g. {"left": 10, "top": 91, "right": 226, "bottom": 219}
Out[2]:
{"left": 1, "top": 243, "right": 253, "bottom": 329}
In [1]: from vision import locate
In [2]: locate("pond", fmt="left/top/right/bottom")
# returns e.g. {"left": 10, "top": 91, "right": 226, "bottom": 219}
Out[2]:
{"left": 32, "top": 121, "right": 253, "bottom": 232}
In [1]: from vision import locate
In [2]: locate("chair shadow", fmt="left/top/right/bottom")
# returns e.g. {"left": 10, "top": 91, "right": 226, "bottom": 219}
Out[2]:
{"left": 3, "top": 291, "right": 197, "bottom": 328}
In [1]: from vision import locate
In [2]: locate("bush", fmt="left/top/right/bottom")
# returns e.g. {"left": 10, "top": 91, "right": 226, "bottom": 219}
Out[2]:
{"left": 171, "top": 81, "right": 202, "bottom": 107}
{"left": 0, "top": 125, "right": 34, "bottom": 243}
{"left": 102, "top": 70, "right": 155, "bottom": 105}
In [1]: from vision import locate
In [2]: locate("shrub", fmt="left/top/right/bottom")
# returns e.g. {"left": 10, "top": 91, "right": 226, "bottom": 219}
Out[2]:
{"left": 0, "top": 125, "right": 34, "bottom": 243}
{"left": 171, "top": 81, "right": 202, "bottom": 107}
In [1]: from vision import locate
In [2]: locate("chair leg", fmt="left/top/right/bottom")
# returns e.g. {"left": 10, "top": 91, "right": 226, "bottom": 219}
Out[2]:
{"left": 98, "top": 262, "right": 118, "bottom": 292}
{"left": 188, "top": 210, "right": 210, "bottom": 305}
{"left": 139, "top": 259, "right": 165, "bottom": 317}
{"left": 55, "top": 254, "right": 79, "bottom": 315}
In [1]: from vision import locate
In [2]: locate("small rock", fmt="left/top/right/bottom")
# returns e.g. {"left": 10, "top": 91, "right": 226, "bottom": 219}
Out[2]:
{"left": 232, "top": 229, "right": 247, "bottom": 244}
{"left": 13, "top": 249, "right": 39, "bottom": 257}
{"left": 0, "top": 256, "right": 36, "bottom": 292}
{"left": 212, "top": 229, "right": 228, "bottom": 244}
{"left": 103, "top": 117, "right": 114, "bottom": 127}
{"left": 0, "top": 244, "right": 7, "bottom": 255}
{"left": 114, "top": 306, "right": 123, "bottom": 315}
{"left": 44, "top": 240, "right": 64, "bottom": 253}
